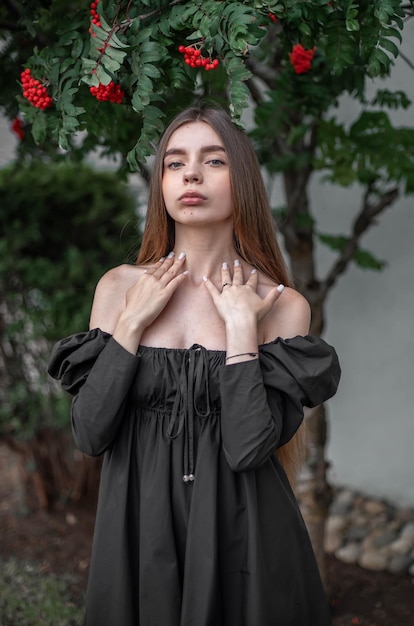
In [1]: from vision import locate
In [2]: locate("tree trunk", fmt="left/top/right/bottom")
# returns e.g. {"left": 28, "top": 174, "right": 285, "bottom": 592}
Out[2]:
{"left": 280, "top": 170, "right": 333, "bottom": 588}
{"left": 0, "top": 430, "right": 101, "bottom": 511}
{"left": 296, "top": 405, "right": 332, "bottom": 590}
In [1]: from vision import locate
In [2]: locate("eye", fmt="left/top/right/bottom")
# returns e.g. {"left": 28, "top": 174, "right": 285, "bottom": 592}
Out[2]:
{"left": 207, "top": 158, "right": 226, "bottom": 167}
{"left": 165, "top": 161, "right": 184, "bottom": 170}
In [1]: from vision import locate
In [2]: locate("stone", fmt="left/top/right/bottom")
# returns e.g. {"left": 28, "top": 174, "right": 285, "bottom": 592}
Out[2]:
{"left": 390, "top": 535, "right": 414, "bottom": 555}
{"left": 330, "top": 489, "right": 355, "bottom": 516}
{"left": 324, "top": 486, "right": 414, "bottom": 577}
{"left": 66, "top": 512, "right": 78, "bottom": 526}
{"left": 401, "top": 522, "right": 414, "bottom": 540}
{"left": 364, "top": 499, "right": 388, "bottom": 516}
{"left": 324, "top": 533, "right": 342, "bottom": 554}
{"left": 359, "top": 547, "right": 390, "bottom": 571}
{"left": 345, "top": 525, "right": 369, "bottom": 542}
{"left": 324, "top": 516, "right": 347, "bottom": 554}
{"left": 335, "top": 542, "right": 361, "bottom": 564}
{"left": 347, "top": 512, "right": 365, "bottom": 527}
{"left": 370, "top": 512, "right": 391, "bottom": 529}
{"left": 372, "top": 529, "right": 399, "bottom": 548}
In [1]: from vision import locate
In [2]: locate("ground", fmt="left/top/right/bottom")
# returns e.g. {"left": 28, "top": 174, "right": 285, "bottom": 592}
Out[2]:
{"left": 0, "top": 499, "right": 413, "bottom": 626}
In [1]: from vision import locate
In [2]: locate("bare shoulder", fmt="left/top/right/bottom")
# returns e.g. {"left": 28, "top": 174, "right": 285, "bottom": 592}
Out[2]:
{"left": 262, "top": 284, "right": 311, "bottom": 342}
{"left": 89, "top": 263, "right": 146, "bottom": 333}
{"left": 95, "top": 263, "right": 144, "bottom": 290}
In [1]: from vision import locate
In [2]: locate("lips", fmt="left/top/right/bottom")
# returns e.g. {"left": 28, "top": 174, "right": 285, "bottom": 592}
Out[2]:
{"left": 178, "top": 191, "right": 207, "bottom": 206}
{"left": 179, "top": 191, "right": 207, "bottom": 201}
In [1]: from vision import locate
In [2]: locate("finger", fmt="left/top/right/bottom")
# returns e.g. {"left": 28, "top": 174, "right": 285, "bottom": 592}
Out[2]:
{"left": 232, "top": 259, "right": 243, "bottom": 285}
{"left": 202, "top": 275, "right": 220, "bottom": 302}
{"left": 245, "top": 268, "right": 258, "bottom": 291}
{"left": 142, "top": 257, "right": 164, "bottom": 276}
{"left": 264, "top": 284, "right": 285, "bottom": 309}
{"left": 162, "top": 270, "right": 189, "bottom": 295}
{"left": 220, "top": 261, "right": 232, "bottom": 290}
{"left": 159, "top": 252, "right": 186, "bottom": 285}
{"left": 153, "top": 251, "right": 175, "bottom": 277}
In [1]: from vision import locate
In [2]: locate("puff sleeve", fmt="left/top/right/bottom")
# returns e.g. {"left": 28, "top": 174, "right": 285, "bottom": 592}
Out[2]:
{"left": 219, "top": 335, "right": 340, "bottom": 472}
{"left": 48, "top": 329, "right": 141, "bottom": 456}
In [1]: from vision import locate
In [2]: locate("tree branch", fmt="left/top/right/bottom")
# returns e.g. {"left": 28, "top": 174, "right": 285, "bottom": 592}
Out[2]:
{"left": 245, "top": 77, "right": 263, "bottom": 107}
{"left": 320, "top": 186, "right": 400, "bottom": 297}
{"left": 398, "top": 50, "right": 414, "bottom": 72}
{"left": 245, "top": 56, "right": 278, "bottom": 89}
{"left": 0, "top": 20, "right": 23, "bottom": 31}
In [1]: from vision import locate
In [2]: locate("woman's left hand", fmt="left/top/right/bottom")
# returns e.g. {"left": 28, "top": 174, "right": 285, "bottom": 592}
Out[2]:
{"left": 203, "top": 260, "right": 284, "bottom": 327}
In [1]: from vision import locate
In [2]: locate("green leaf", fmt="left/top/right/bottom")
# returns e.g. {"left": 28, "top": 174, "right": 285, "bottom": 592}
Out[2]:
{"left": 371, "top": 89, "right": 412, "bottom": 110}
{"left": 318, "top": 233, "right": 386, "bottom": 271}
{"left": 131, "top": 90, "right": 146, "bottom": 112}
{"left": 57, "top": 31, "right": 77, "bottom": 47}
{"left": 62, "top": 116, "right": 79, "bottom": 131}
{"left": 299, "top": 22, "right": 312, "bottom": 37}
{"left": 379, "top": 36, "right": 399, "bottom": 58}
{"left": 101, "top": 55, "right": 122, "bottom": 73}
{"left": 317, "top": 233, "right": 347, "bottom": 252}
{"left": 104, "top": 45, "right": 128, "bottom": 63}
{"left": 96, "top": 64, "right": 112, "bottom": 85}
{"left": 142, "top": 64, "right": 161, "bottom": 79}
{"left": 58, "top": 128, "right": 69, "bottom": 151}
{"left": 31, "top": 112, "right": 47, "bottom": 144}
{"left": 353, "top": 248, "right": 386, "bottom": 271}
{"left": 71, "top": 33, "right": 84, "bottom": 59}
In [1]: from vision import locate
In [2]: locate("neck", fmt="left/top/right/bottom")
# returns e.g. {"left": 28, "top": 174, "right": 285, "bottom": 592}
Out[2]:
{"left": 173, "top": 223, "right": 239, "bottom": 285}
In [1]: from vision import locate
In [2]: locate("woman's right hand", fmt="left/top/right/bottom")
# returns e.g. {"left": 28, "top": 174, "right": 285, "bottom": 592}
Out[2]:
{"left": 115, "top": 252, "right": 188, "bottom": 345}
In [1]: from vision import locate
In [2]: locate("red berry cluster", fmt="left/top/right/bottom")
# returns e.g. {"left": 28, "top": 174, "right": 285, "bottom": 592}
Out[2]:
{"left": 89, "top": 0, "right": 101, "bottom": 34}
{"left": 20, "top": 68, "right": 53, "bottom": 110}
{"left": 90, "top": 81, "right": 124, "bottom": 103}
{"left": 289, "top": 44, "right": 316, "bottom": 74}
{"left": 178, "top": 46, "right": 219, "bottom": 71}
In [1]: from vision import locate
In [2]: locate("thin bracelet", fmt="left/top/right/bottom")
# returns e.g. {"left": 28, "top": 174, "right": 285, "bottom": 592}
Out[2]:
{"left": 226, "top": 352, "right": 259, "bottom": 362}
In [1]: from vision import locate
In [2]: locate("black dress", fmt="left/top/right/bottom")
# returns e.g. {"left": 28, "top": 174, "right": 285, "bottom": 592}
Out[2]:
{"left": 48, "top": 329, "right": 340, "bottom": 626}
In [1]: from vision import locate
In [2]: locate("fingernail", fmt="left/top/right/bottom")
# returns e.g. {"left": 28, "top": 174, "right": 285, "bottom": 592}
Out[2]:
{"left": 159, "top": 257, "right": 165, "bottom": 262}
{"left": 178, "top": 252, "right": 186, "bottom": 260}
{"left": 277, "top": 284, "right": 285, "bottom": 293}
{"left": 234, "top": 259, "right": 240, "bottom": 267}
{"left": 167, "top": 251, "right": 175, "bottom": 259}
{"left": 251, "top": 268, "right": 257, "bottom": 274}
{"left": 222, "top": 262, "right": 228, "bottom": 270}
{"left": 202, "top": 276, "right": 208, "bottom": 282}
{"left": 183, "top": 270, "right": 189, "bottom": 275}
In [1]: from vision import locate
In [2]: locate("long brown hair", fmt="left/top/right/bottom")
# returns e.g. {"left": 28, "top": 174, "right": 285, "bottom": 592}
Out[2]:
{"left": 137, "top": 105, "right": 304, "bottom": 484}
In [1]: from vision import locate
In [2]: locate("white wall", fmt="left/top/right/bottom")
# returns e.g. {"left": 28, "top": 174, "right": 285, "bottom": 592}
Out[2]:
{"left": 317, "top": 183, "right": 413, "bottom": 505}
{"left": 316, "top": 20, "right": 414, "bottom": 505}
{"left": 0, "top": 115, "right": 17, "bottom": 166}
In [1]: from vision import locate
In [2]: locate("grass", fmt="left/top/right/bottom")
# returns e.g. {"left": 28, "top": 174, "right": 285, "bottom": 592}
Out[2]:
{"left": 0, "top": 557, "right": 84, "bottom": 625}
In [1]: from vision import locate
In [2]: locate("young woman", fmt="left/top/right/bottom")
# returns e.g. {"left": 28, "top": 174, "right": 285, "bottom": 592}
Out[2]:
{"left": 49, "top": 105, "right": 340, "bottom": 626}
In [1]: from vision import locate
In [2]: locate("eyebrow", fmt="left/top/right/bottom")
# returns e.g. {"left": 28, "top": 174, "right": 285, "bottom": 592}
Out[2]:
{"left": 164, "top": 144, "right": 226, "bottom": 158}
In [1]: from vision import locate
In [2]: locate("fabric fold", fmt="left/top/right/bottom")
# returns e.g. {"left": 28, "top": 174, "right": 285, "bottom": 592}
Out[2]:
{"left": 49, "top": 329, "right": 141, "bottom": 456}
{"left": 219, "top": 335, "right": 340, "bottom": 471}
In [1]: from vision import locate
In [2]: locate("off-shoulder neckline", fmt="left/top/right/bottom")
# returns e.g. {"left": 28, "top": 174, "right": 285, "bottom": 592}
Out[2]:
{"left": 136, "top": 335, "right": 311, "bottom": 355}
{"left": 92, "top": 328, "right": 313, "bottom": 355}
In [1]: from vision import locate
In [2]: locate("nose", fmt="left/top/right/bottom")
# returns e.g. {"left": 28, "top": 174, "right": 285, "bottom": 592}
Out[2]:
{"left": 183, "top": 160, "right": 202, "bottom": 183}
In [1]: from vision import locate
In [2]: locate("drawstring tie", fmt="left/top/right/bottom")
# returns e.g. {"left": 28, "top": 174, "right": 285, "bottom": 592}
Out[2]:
{"left": 166, "top": 345, "right": 211, "bottom": 484}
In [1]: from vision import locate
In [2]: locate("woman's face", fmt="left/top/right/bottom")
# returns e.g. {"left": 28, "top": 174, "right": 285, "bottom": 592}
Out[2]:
{"left": 161, "top": 121, "right": 233, "bottom": 227}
